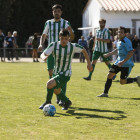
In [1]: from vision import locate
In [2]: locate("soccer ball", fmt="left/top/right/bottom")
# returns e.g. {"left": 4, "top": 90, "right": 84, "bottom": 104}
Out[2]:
{"left": 43, "top": 104, "right": 56, "bottom": 116}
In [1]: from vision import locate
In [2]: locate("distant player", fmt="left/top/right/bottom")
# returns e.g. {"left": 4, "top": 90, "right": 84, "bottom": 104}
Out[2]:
{"left": 38, "top": 4, "right": 75, "bottom": 106}
{"left": 97, "top": 26, "right": 140, "bottom": 97}
{"left": 83, "top": 19, "right": 116, "bottom": 81}
{"left": 39, "top": 29, "right": 93, "bottom": 110}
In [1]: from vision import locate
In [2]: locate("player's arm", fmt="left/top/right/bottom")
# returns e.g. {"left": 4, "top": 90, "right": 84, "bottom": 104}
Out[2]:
{"left": 81, "top": 48, "right": 93, "bottom": 72}
{"left": 96, "top": 38, "right": 110, "bottom": 43}
{"left": 96, "top": 29, "right": 110, "bottom": 43}
{"left": 118, "top": 50, "right": 134, "bottom": 67}
{"left": 92, "top": 38, "right": 96, "bottom": 51}
{"left": 38, "top": 34, "right": 46, "bottom": 51}
{"left": 40, "top": 43, "right": 54, "bottom": 61}
{"left": 66, "top": 26, "right": 75, "bottom": 41}
{"left": 103, "top": 48, "right": 118, "bottom": 58}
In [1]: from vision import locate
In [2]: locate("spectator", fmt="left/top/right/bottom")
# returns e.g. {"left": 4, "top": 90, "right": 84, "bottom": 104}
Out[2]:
{"left": 32, "top": 34, "right": 39, "bottom": 62}
{"left": 78, "top": 36, "right": 88, "bottom": 62}
{"left": 0, "top": 29, "right": 4, "bottom": 61}
{"left": 5, "top": 31, "right": 14, "bottom": 62}
{"left": 89, "top": 36, "right": 95, "bottom": 61}
{"left": 114, "top": 30, "right": 118, "bottom": 41}
{"left": 107, "top": 39, "right": 113, "bottom": 61}
{"left": 132, "top": 35, "right": 140, "bottom": 62}
{"left": 126, "top": 32, "right": 134, "bottom": 42}
{"left": 12, "top": 31, "right": 19, "bottom": 60}
{"left": 87, "top": 31, "right": 93, "bottom": 44}
{"left": 112, "top": 36, "right": 118, "bottom": 62}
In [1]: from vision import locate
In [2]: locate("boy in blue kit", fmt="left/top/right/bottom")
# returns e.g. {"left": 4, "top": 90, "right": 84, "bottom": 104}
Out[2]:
{"left": 97, "top": 26, "right": 140, "bottom": 97}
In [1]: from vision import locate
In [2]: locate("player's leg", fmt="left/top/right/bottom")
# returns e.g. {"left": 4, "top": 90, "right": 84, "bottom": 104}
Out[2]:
{"left": 53, "top": 74, "right": 71, "bottom": 110}
{"left": 54, "top": 88, "right": 72, "bottom": 110}
{"left": 47, "top": 54, "right": 54, "bottom": 78}
{"left": 97, "top": 64, "right": 119, "bottom": 97}
{"left": 83, "top": 50, "right": 99, "bottom": 80}
{"left": 102, "top": 52, "right": 116, "bottom": 80}
{"left": 58, "top": 83, "right": 67, "bottom": 106}
{"left": 120, "top": 67, "right": 139, "bottom": 85}
{"left": 39, "top": 78, "right": 56, "bottom": 109}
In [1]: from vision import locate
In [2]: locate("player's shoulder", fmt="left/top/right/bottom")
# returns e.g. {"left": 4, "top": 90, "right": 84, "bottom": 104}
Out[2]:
{"left": 61, "top": 18, "right": 69, "bottom": 23}
{"left": 123, "top": 37, "right": 131, "bottom": 44}
{"left": 45, "top": 19, "right": 53, "bottom": 23}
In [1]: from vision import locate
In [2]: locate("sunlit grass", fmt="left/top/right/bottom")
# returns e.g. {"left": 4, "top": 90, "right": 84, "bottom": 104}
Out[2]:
{"left": 0, "top": 62, "right": 140, "bottom": 140}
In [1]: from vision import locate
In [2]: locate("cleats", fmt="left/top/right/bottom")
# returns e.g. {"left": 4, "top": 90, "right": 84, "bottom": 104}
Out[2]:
{"left": 62, "top": 100, "right": 72, "bottom": 110}
{"left": 97, "top": 93, "right": 108, "bottom": 97}
{"left": 39, "top": 101, "right": 51, "bottom": 110}
{"left": 136, "top": 76, "right": 140, "bottom": 87}
{"left": 83, "top": 76, "right": 91, "bottom": 81}
{"left": 56, "top": 97, "right": 60, "bottom": 104}
{"left": 59, "top": 100, "right": 65, "bottom": 107}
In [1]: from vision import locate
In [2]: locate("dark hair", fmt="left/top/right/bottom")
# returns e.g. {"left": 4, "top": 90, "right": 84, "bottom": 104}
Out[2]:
{"left": 59, "top": 29, "right": 70, "bottom": 37}
{"left": 34, "top": 34, "right": 37, "bottom": 41}
{"left": 118, "top": 26, "right": 127, "bottom": 33}
{"left": 52, "top": 4, "right": 62, "bottom": 11}
{"left": 99, "top": 18, "right": 106, "bottom": 24}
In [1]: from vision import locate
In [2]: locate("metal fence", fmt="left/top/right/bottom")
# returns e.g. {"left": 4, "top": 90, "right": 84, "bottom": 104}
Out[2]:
{"left": 0, "top": 48, "right": 40, "bottom": 61}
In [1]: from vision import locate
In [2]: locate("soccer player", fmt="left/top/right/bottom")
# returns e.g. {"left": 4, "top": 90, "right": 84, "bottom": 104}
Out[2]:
{"left": 39, "top": 29, "right": 93, "bottom": 110}
{"left": 97, "top": 26, "right": 140, "bottom": 97}
{"left": 38, "top": 4, "right": 75, "bottom": 105}
{"left": 83, "top": 19, "right": 116, "bottom": 81}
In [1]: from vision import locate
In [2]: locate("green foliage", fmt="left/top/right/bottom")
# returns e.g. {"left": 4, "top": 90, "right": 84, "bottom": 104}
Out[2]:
{"left": 0, "top": 62, "right": 140, "bottom": 139}
{"left": 0, "top": 0, "right": 88, "bottom": 47}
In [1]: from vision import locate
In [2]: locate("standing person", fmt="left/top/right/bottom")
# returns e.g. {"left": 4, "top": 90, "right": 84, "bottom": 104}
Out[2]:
{"left": 87, "top": 31, "right": 93, "bottom": 44}
{"left": 132, "top": 35, "right": 139, "bottom": 62}
{"left": 97, "top": 26, "right": 140, "bottom": 97}
{"left": 112, "top": 36, "right": 118, "bottom": 62}
{"left": 39, "top": 29, "right": 92, "bottom": 110}
{"left": 78, "top": 36, "right": 88, "bottom": 62}
{"left": 12, "top": 31, "right": 19, "bottom": 60}
{"left": 38, "top": 4, "right": 75, "bottom": 106}
{"left": 32, "top": 34, "right": 39, "bottom": 62}
{"left": 83, "top": 19, "right": 116, "bottom": 81}
{"left": 89, "top": 36, "right": 95, "bottom": 61}
{"left": 5, "top": 32, "right": 14, "bottom": 62}
{"left": 0, "top": 30, "right": 4, "bottom": 61}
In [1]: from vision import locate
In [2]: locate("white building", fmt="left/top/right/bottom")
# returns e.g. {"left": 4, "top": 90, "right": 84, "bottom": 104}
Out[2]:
{"left": 81, "top": 0, "right": 140, "bottom": 39}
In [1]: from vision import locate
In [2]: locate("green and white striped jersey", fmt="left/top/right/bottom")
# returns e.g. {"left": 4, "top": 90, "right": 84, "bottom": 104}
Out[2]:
{"left": 94, "top": 28, "right": 110, "bottom": 53}
{"left": 43, "top": 41, "right": 83, "bottom": 76}
{"left": 43, "top": 18, "right": 74, "bottom": 44}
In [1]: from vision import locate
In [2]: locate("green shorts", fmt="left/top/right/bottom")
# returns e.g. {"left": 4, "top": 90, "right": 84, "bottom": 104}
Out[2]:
{"left": 47, "top": 54, "right": 54, "bottom": 70}
{"left": 53, "top": 74, "right": 70, "bottom": 89}
{"left": 92, "top": 51, "right": 110, "bottom": 62}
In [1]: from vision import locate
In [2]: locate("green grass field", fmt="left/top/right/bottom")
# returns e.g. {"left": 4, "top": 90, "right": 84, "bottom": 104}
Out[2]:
{"left": 0, "top": 61, "right": 140, "bottom": 140}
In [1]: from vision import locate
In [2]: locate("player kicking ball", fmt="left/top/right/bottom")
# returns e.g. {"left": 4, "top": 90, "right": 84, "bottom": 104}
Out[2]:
{"left": 97, "top": 26, "right": 140, "bottom": 97}
{"left": 39, "top": 29, "right": 93, "bottom": 110}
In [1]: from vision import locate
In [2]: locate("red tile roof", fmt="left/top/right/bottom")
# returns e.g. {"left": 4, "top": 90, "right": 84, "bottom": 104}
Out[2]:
{"left": 98, "top": 0, "right": 140, "bottom": 11}
{"left": 83, "top": 0, "right": 140, "bottom": 13}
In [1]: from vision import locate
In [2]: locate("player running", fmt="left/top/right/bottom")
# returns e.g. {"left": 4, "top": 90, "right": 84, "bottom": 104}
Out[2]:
{"left": 83, "top": 19, "right": 116, "bottom": 81}
{"left": 39, "top": 29, "right": 93, "bottom": 110}
{"left": 38, "top": 4, "right": 75, "bottom": 106}
{"left": 97, "top": 26, "right": 140, "bottom": 97}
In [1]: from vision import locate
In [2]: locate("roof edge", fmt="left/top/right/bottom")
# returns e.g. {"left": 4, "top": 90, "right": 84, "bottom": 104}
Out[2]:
{"left": 82, "top": 0, "right": 91, "bottom": 15}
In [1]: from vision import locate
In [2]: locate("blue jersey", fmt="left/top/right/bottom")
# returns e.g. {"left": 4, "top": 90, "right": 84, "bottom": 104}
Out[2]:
{"left": 114, "top": 37, "right": 134, "bottom": 67}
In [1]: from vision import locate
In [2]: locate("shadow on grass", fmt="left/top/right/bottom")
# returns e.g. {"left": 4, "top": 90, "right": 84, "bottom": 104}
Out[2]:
{"left": 110, "top": 97, "right": 140, "bottom": 100}
{"left": 56, "top": 107, "right": 127, "bottom": 120}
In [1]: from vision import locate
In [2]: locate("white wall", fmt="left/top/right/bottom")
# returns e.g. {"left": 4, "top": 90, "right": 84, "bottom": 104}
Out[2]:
{"left": 82, "top": 0, "right": 140, "bottom": 38}
{"left": 136, "top": 21, "right": 140, "bottom": 38}
{"left": 101, "top": 11, "right": 140, "bottom": 33}
{"left": 82, "top": 0, "right": 101, "bottom": 38}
